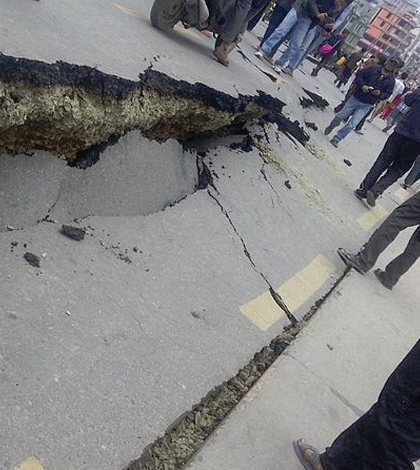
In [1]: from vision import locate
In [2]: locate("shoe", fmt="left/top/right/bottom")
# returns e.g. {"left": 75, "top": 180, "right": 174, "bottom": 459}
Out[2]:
{"left": 374, "top": 269, "right": 393, "bottom": 290}
{"left": 310, "top": 69, "right": 318, "bottom": 76}
{"left": 337, "top": 248, "right": 367, "bottom": 274}
{"left": 330, "top": 137, "right": 339, "bottom": 148}
{"left": 273, "top": 65, "right": 282, "bottom": 74}
{"left": 354, "top": 188, "right": 366, "bottom": 200}
{"left": 355, "top": 129, "right": 364, "bottom": 135}
{"left": 252, "top": 44, "right": 260, "bottom": 51}
{"left": 213, "top": 42, "right": 230, "bottom": 67}
{"left": 255, "top": 50, "right": 273, "bottom": 65}
{"left": 324, "top": 126, "right": 333, "bottom": 135}
{"left": 401, "top": 183, "right": 410, "bottom": 190}
{"left": 283, "top": 66, "right": 293, "bottom": 76}
{"left": 366, "top": 189, "right": 376, "bottom": 207}
{"left": 382, "top": 127, "right": 390, "bottom": 133}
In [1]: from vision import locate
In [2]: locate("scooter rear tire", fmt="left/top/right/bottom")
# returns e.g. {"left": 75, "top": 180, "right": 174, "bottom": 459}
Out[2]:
{"left": 150, "top": 0, "right": 186, "bottom": 30}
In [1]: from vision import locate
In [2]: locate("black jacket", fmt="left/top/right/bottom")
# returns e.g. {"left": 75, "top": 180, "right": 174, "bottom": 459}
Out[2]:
{"left": 354, "top": 66, "right": 395, "bottom": 105}
{"left": 396, "top": 88, "right": 420, "bottom": 143}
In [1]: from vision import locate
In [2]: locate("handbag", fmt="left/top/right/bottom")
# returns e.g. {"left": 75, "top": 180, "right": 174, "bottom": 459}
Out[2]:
{"left": 319, "top": 43, "right": 335, "bottom": 56}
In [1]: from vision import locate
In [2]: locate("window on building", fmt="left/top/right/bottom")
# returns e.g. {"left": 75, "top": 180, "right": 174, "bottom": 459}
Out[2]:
{"left": 386, "top": 12, "right": 392, "bottom": 18}
{"left": 383, "top": 33, "right": 390, "bottom": 40}
{"left": 380, "top": 20, "right": 386, "bottom": 27}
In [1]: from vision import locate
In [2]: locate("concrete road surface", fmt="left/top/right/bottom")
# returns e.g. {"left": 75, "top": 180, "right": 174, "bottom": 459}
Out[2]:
{"left": 1, "top": 2, "right": 418, "bottom": 470}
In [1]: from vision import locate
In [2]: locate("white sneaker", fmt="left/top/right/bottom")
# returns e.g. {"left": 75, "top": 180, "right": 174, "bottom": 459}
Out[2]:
{"left": 255, "top": 51, "right": 265, "bottom": 59}
{"left": 273, "top": 65, "right": 282, "bottom": 74}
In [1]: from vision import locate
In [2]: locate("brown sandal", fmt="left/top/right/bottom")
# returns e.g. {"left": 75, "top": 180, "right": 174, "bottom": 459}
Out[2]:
{"left": 293, "top": 438, "right": 321, "bottom": 470}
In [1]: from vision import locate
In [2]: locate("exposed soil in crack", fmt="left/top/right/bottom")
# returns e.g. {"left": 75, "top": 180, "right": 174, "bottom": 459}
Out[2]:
{"left": 0, "top": 54, "right": 308, "bottom": 161}
{"left": 124, "top": 268, "right": 349, "bottom": 470}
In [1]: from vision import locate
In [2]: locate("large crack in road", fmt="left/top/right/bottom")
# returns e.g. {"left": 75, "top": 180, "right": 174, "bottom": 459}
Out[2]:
{"left": 0, "top": 54, "right": 324, "bottom": 470}
{"left": 0, "top": 54, "right": 308, "bottom": 162}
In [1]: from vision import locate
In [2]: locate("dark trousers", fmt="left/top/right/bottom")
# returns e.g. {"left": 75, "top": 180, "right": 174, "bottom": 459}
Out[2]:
{"left": 260, "top": 4, "right": 288, "bottom": 48}
{"left": 359, "top": 132, "right": 420, "bottom": 197}
{"left": 246, "top": 0, "right": 271, "bottom": 30}
{"left": 320, "top": 336, "right": 420, "bottom": 470}
{"left": 357, "top": 192, "right": 420, "bottom": 286}
{"left": 334, "top": 67, "right": 352, "bottom": 88}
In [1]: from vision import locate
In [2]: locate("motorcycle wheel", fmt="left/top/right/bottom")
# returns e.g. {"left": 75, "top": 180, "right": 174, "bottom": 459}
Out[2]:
{"left": 150, "top": 0, "right": 186, "bottom": 30}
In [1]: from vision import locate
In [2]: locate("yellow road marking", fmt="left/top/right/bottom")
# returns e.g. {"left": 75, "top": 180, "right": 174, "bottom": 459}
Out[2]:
{"left": 240, "top": 290, "right": 285, "bottom": 331}
{"left": 13, "top": 458, "right": 44, "bottom": 470}
{"left": 240, "top": 255, "right": 335, "bottom": 330}
{"left": 277, "top": 254, "right": 335, "bottom": 313}
{"left": 357, "top": 205, "right": 388, "bottom": 231}
{"left": 394, "top": 187, "right": 410, "bottom": 202}
{"left": 112, "top": 3, "right": 147, "bottom": 19}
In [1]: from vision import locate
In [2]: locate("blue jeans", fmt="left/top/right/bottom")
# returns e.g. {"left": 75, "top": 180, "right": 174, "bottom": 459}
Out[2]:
{"left": 288, "top": 22, "right": 318, "bottom": 70}
{"left": 405, "top": 155, "right": 420, "bottom": 187}
{"left": 261, "top": 7, "right": 298, "bottom": 57}
{"left": 275, "top": 15, "right": 313, "bottom": 68}
{"left": 329, "top": 96, "right": 373, "bottom": 142}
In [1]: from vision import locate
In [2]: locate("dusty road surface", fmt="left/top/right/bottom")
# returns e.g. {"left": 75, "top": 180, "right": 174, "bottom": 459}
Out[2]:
{"left": 0, "top": 2, "right": 416, "bottom": 470}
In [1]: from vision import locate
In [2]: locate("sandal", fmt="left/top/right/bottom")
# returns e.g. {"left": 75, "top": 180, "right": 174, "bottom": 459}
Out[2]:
{"left": 293, "top": 438, "right": 321, "bottom": 470}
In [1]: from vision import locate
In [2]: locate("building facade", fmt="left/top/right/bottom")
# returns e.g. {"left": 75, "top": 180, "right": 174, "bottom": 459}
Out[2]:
{"left": 359, "top": 3, "right": 417, "bottom": 57}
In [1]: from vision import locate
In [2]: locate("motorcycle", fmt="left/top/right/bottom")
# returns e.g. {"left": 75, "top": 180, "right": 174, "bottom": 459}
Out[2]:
{"left": 149, "top": 0, "right": 225, "bottom": 36}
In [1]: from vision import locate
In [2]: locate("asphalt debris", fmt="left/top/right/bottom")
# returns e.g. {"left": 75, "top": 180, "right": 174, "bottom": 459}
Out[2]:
{"left": 24, "top": 252, "right": 41, "bottom": 268}
{"left": 302, "top": 89, "right": 329, "bottom": 109}
{"left": 61, "top": 225, "right": 86, "bottom": 241}
{"left": 305, "top": 121, "right": 318, "bottom": 131}
{"left": 284, "top": 180, "right": 292, "bottom": 189}
{"left": 343, "top": 159, "right": 352, "bottom": 167}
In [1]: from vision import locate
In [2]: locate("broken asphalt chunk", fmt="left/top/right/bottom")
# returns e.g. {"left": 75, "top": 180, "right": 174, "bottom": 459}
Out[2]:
{"left": 61, "top": 225, "right": 86, "bottom": 241}
{"left": 343, "top": 159, "right": 352, "bottom": 167}
{"left": 24, "top": 252, "right": 41, "bottom": 268}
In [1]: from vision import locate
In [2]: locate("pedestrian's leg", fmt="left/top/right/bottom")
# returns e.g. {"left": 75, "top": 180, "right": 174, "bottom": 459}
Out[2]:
{"left": 220, "top": 0, "right": 253, "bottom": 43}
{"left": 268, "top": 27, "right": 292, "bottom": 56}
{"left": 405, "top": 156, "right": 420, "bottom": 187}
{"left": 260, "top": 8, "right": 297, "bottom": 56}
{"left": 355, "top": 192, "right": 420, "bottom": 271}
{"left": 246, "top": 0, "right": 270, "bottom": 31}
{"left": 274, "top": 16, "right": 311, "bottom": 68}
{"left": 380, "top": 225, "right": 420, "bottom": 287}
{"left": 320, "top": 336, "right": 420, "bottom": 470}
{"left": 259, "top": 5, "right": 287, "bottom": 45}
{"left": 326, "top": 96, "right": 359, "bottom": 132}
{"left": 288, "top": 24, "right": 317, "bottom": 71}
{"left": 332, "top": 102, "right": 372, "bottom": 143}
{"left": 358, "top": 132, "right": 403, "bottom": 193}
{"left": 369, "top": 138, "right": 420, "bottom": 197}
{"left": 354, "top": 109, "right": 371, "bottom": 133}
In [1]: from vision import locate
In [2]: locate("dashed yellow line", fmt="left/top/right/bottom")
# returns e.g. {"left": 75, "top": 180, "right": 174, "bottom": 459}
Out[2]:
{"left": 13, "top": 458, "right": 44, "bottom": 470}
{"left": 357, "top": 205, "right": 388, "bottom": 231}
{"left": 240, "top": 255, "right": 335, "bottom": 331}
{"left": 394, "top": 187, "right": 411, "bottom": 203}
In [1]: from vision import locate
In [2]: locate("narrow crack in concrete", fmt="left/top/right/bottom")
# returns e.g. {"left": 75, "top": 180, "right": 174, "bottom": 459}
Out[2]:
{"left": 124, "top": 269, "right": 349, "bottom": 470}
{"left": 206, "top": 188, "right": 297, "bottom": 326}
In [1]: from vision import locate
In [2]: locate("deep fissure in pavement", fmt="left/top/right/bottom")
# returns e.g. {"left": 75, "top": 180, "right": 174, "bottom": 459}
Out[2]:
{"left": 0, "top": 54, "right": 308, "bottom": 161}
{"left": 124, "top": 270, "right": 349, "bottom": 470}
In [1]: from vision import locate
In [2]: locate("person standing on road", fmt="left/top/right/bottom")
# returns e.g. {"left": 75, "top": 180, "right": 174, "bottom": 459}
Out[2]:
{"left": 324, "top": 58, "right": 397, "bottom": 148}
{"left": 354, "top": 86, "right": 420, "bottom": 207}
{"left": 212, "top": 0, "right": 255, "bottom": 66}
{"left": 336, "top": 191, "right": 420, "bottom": 290}
{"left": 333, "top": 47, "right": 365, "bottom": 88}
{"left": 253, "top": 0, "right": 295, "bottom": 62}
{"left": 255, "top": 0, "right": 338, "bottom": 75}
{"left": 294, "top": 335, "right": 420, "bottom": 470}
{"left": 382, "top": 90, "right": 411, "bottom": 133}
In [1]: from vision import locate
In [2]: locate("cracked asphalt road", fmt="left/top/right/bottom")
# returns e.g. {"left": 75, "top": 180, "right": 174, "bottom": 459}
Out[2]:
{"left": 0, "top": 2, "right": 414, "bottom": 470}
